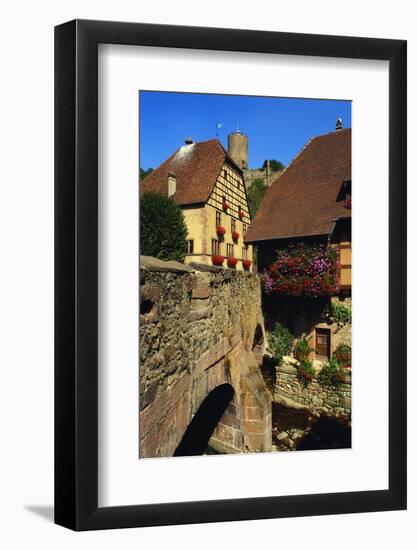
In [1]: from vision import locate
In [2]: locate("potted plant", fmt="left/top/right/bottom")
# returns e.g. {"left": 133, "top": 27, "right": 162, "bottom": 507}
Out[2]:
{"left": 211, "top": 255, "right": 225, "bottom": 266}
{"left": 318, "top": 357, "right": 348, "bottom": 386}
{"left": 227, "top": 256, "right": 238, "bottom": 268}
{"left": 297, "top": 359, "right": 315, "bottom": 385}
{"left": 334, "top": 343, "right": 351, "bottom": 368}
{"left": 242, "top": 259, "right": 252, "bottom": 269}
{"left": 232, "top": 231, "right": 240, "bottom": 241}
{"left": 222, "top": 201, "right": 229, "bottom": 211}
{"left": 216, "top": 226, "right": 226, "bottom": 236}
{"left": 293, "top": 335, "right": 311, "bottom": 361}
{"left": 238, "top": 209, "right": 244, "bottom": 219}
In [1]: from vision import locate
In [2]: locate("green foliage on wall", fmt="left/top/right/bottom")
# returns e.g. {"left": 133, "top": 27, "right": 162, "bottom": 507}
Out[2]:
{"left": 247, "top": 178, "right": 268, "bottom": 217}
{"left": 318, "top": 357, "right": 348, "bottom": 387}
{"left": 268, "top": 322, "right": 293, "bottom": 366}
{"left": 297, "top": 359, "right": 315, "bottom": 385}
{"left": 331, "top": 301, "right": 352, "bottom": 328}
{"left": 140, "top": 191, "right": 188, "bottom": 262}
{"left": 262, "top": 159, "right": 285, "bottom": 172}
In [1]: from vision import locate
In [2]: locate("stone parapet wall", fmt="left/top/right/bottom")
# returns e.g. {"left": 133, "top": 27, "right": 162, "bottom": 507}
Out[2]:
{"left": 139, "top": 256, "right": 271, "bottom": 457}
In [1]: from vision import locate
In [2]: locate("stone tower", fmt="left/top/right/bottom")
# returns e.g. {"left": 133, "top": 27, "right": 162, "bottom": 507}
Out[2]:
{"left": 228, "top": 131, "right": 248, "bottom": 170}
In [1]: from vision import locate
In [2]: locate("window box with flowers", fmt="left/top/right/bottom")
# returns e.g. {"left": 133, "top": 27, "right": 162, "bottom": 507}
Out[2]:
{"left": 212, "top": 255, "right": 225, "bottom": 266}
{"left": 262, "top": 243, "right": 340, "bottom": 297}
{"left": 227, "top": 257, "right": 238, "bottom": 268}
{"left": 232, "top": 231, "right": 240, "bottom": 242}
{"left": 242, "top": 259, "right": 252, "bottom": 270}
{"left": 216, "top": 226, "right": 226, "bottom": 237}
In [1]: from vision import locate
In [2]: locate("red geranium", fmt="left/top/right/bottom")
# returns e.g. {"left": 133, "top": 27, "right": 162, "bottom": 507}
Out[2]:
{"left": 232, "top": 231, "right": 240, "bottom": 241}
{"left": 238, "top": 210, "right": 245, "bottom": 219}
{"left": 216, "top": 226, "right": 226, "bottom": 236}
{"left": 227, "top": 257, "right": 238, "bottom": 268}
{"left": 222, "top": 202, "right": 229, "bottom": 211}
{"left": 212, "top": 255, "right": 225, "bottom": 266}
{"left": 242, "top": 259, "right": 252, "bottom": 269}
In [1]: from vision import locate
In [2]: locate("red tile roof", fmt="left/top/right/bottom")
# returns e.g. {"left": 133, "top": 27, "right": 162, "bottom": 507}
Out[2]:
{"left": 245, "top": 128, "right": 351, "bottom": 243}
{"left": 140, "top": 139, "right": 242, "bottom": 206}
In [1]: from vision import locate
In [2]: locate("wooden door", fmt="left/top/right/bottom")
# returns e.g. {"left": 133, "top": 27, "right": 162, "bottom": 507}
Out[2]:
{"left": 315, "top": 328, "right": 330, "bottom": 360}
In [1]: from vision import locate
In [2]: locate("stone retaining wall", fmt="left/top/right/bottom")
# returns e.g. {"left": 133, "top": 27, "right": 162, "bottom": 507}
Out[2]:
{"left": 275, "top": 361, "right": 351, "bottom": 417}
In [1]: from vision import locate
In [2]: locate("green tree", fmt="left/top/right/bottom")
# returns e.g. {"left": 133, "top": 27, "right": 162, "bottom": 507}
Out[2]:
{"left": 247, "top": 178, "right": 268, "bottom": 217}
{"left": 140, "top": 167, "right": 153, "bottom": 180}
{"left": 140, "top": 191, "right": 188, "bottom": 262}
{"left": 262, "top": 159, "right": 285, "bottom": 172}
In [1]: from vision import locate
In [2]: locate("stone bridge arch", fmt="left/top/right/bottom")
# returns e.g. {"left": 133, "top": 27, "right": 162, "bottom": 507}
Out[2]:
{"left": 174, "top": 383, "right": 235, "bottom": 456}
{"left": 139, "top": 256, "right": 272, "bottom": 458}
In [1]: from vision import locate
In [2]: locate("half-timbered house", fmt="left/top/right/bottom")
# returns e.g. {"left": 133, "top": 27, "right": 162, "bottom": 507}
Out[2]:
{"left": 141, "top": 138, "right": 253, "bottom": 271}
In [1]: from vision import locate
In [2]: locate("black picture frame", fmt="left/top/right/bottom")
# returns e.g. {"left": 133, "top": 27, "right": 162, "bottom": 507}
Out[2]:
{"left": 55, "top": 19, "right": 407, "bottom": 531}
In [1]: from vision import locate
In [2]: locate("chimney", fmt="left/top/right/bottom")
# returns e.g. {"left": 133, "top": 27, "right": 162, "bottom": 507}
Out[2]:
{"left": 336, "top": 117, "right": 343, "bottom": 131}
{"left": 167, "top": 172, "right": 176, "bottom": 197}
{"left": 184, "top": 137, "right": 194, "bottom": 145}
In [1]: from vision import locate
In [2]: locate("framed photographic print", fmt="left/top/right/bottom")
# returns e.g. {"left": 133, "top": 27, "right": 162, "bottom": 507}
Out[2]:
{"left": 55, "top": 20, "right": 407, "bottom": 530}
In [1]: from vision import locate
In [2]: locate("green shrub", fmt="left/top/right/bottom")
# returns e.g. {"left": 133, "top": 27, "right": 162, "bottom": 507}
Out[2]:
{"left": 247, "top": 178, "right": 268, "bottom": 217}
{"left": 140, "top": 191, "right": 188, "bottom": 262}
{"left": 318, "top": 357, "right": 348, "bottom": 387}
{"left": 293, "top": 335, "right": 311, "bottom": 361}
{"left": 297, "top": 359, "right": 315, "bottom": 385}
{"left": 334, "top": 344, "right": 351, "bottom": 367}
{"left": 268, "top": 322, "right": 293, "bottom": 365}
{"left": 331, "top": 301, "right": 352, "bottom": 328}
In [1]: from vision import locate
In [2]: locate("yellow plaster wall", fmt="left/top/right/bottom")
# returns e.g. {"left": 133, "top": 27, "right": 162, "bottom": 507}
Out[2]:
{"left": 182, "top": 160, "right": 254, "bottom": 271}
{"left": 339, "top": 241, "right": 351, "bottom": 289}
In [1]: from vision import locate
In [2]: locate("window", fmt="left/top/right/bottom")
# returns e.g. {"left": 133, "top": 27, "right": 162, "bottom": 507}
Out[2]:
{"left": 187, "top": 240, "right": 194, "bottom": 254}
{"left": 223, "top": 169, "right": 227, "bottom": 179}
{"left": 212, "top": 239, "right": 221, "bottom": 255}
{"left": 243, "top": 224, "right": 248, "bottom": 236}
{"left": 242, "top": 246, "right": 248, "bottom": 260}
{"left": 216, "top": 211, "right": 222, "bottom": 226}
{"left": 227, "top": 243, "right": 234, "bottom": 257}
{"left": 231, "top": 218, "right": 236, "bottom": 232}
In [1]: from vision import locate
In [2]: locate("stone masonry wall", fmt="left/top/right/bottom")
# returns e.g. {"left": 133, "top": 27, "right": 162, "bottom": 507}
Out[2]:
{"left": 275, "top": 361, "right": 351, "bottom": 416}
{"left": 272, "top": 361, "right": 351, "bottom": 452}
{"left": 139, "top": 256, "right": 271, "bottom": 457}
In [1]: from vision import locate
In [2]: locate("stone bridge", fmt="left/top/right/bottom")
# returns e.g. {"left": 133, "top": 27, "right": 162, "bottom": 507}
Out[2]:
{"left": 139, "top": 256, "right": 272, "bottom": 457}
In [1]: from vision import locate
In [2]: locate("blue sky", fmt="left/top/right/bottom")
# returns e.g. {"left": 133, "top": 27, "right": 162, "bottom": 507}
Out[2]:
{"left": 139, "top": 91, "right": 351, "bottom": 170}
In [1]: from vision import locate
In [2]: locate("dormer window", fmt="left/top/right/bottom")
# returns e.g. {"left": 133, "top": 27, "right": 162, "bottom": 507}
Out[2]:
{"left": 167, "top": 172, "right": 176, "bottom": 197}
{"left": 344, "top": 193, "right": 351, "bottom": 209}
{"left": 337, "top": 180, "right": 351, "bottom": 208}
